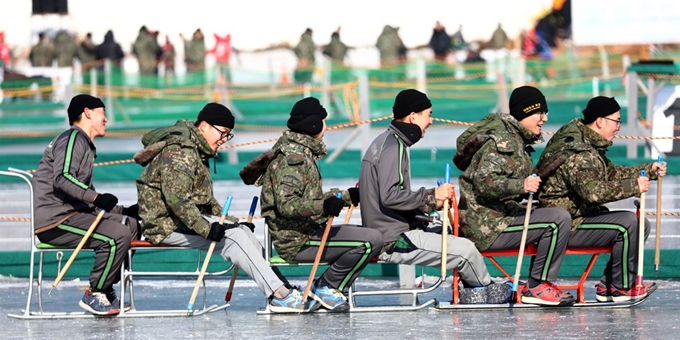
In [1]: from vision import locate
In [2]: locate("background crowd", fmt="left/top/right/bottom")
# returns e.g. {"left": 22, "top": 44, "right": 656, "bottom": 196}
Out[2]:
{"left": 0, "top": 1, "right": 572, "bottom": 82}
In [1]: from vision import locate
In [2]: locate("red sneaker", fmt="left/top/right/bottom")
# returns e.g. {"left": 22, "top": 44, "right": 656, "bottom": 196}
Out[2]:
{"left": 595, "top": 283, "right": 653, "bottom": 302}
{"left": 522, "top": 282, "right": 575, "bottom": 306}
{"left": 546, "top": 281, "right": 574, "bottom": 300}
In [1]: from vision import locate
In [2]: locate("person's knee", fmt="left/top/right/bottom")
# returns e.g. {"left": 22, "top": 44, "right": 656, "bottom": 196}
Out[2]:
{"left": 619, "top": 211, "right": 639, "bottom": 232}
{"left": 224, "top": 226, "right": 250, "bottom": 243}
{"left": 452, "top": 237, "right": 479, "bottom": 257}
{"left": 365, "top": 229, "right": 383, "bottom": 247}
{"left": 643, "top": 217, "right": 651, "bottom": 240}
{"left": 548, "top": 207, "right": 572, "bottom": 227}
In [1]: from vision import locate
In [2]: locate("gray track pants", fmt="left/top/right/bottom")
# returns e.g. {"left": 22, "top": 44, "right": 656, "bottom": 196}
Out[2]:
{"left": 379, "top": 229, "right": 492, "bottom": 287}
{"left": 162, "top": 224, "right": 285, "bottom": 298}
{"left": 37, "top": 211, "right": 139, "bottom": 292}
{"left": 293, "top": 225, "right": 382, "bottom": 293}
{"left": 569, "top": 211, "right": 651, "bottom": 289}
{"left": 486, "top": 207, "right": 572, "bottom": 286}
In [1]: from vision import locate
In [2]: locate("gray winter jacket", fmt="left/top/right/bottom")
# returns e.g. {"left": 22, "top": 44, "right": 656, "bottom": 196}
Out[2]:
{"left": 359, "top": 123, "right": 437, "bottom": 243}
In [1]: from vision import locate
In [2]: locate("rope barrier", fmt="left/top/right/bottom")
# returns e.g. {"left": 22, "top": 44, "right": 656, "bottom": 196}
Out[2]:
{"left": 12, "top": 114, "right": 679, "bottom": 175}
{"left": 4, "top": 208, "right": 679, "bottom": 224}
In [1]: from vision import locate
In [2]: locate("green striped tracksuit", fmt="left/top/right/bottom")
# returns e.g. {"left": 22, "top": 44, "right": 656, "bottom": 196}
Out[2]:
{"left": 486, "top": 207, "right": 572, "bottom": 287}
{"left": 32, "top": 126, "right": 138, "bottom": 292}
{"left": 293, "top": 225, "right": 382, "bottom": 292}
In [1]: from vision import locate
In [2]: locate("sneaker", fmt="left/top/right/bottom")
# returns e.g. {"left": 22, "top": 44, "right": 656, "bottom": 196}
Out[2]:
{"left": 78, "top": 289, "right": 119, "bottom": 316}
{"left": 310, "top": 285, "right": 348, "bottom": 311}
{"left": 486, "top": 282, "right": 513, "bottom": 304}
{"left": 104, "top": 289, "right": 131, "bottom": 312}
{"left": 270, "top": 289, "right": 316, "bottom": 313}
{"left": 595, "top": 283, "right": 652, "bottom": 302}
{"left": 545, "top": 281, "right": 575, "bottom": 300}
{"left": 521, "top": 282, "right": 575, "bottom": 306}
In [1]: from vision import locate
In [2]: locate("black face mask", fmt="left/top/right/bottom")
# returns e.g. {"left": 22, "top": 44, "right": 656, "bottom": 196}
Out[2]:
{"left": 391, "top": 120, "right": 422, "bottom": 145}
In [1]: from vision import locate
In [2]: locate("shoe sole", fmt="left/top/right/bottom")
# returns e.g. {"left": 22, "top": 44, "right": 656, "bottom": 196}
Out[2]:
{"left": 520, "top": 296, "right": 562, "bottom": 306}
{"left": 78, "top": 300, "right": 120, "bottom": 316}
{"left": 596, "top": 293, "right": 646, "bottom": 302}
{"left": 521, "top": 295, "right": 575, "bottom": 306}
{"left": 269, "top": 301, "right": 321, "bottom": 314}
{"left": 268, "top": 305, "right": 305, "bottom": 313}
{"left": 595, "top": 284, "right": 652, "bottom": 302}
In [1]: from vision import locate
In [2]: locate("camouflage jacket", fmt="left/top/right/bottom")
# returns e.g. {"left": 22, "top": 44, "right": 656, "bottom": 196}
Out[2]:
{"left": 376, "top": 26, "right": 405, "bottom": 64}
{"left": 30, "top": 40, "right": 53, "bottom": 67}
{"left": 134, "top": 120, "right": 236, "bottom": 245}
{"left": 294, "top": 32, "right": 316, "bottom": 65}
{"left": 246, "top": 131, "right": 349, "bottom": 261}
{"left": 322, "top": 33, "right": 348, "bottom": 64}
{"left": 536, "top": 118, "right": 656, "bottom": 230}
{"left": 184, "top": 37, "right": 206, "bottom": 65}
{"left": 453, "top": 113, "right": 544, "bottom": 250}
{"left": 53, "top": 31, "right": 77, "bottom": 67}
{"left": 133, "top": 31, "right": 160, "bottom": 74}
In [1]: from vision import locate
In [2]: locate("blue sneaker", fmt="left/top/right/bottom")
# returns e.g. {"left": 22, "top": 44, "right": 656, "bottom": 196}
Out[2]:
{"left": 270, "top": 289, "right": 308, "bottom": 313}
{"left": 105, "top": 289, "right": 131, "bottom": 312}
{"left": 79, "top": 289, "right": 119, "bottom": 316}
{"left": 311, "top": 285, "right": 348, "bottom": 311}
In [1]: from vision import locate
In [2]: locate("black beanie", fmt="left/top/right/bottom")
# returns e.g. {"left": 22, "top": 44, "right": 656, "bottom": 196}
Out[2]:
{"left": 509, "top": 86, "right": 548, "bottom": 121}
{"left": 287, "top": 97, "right": 328, "bottom": 136}
{"left": 67, "top": 94, "right": 105, "bottom": 125}
{"left": 392, "top": 89, "right": 432, "bottom": 119}
{"left": 197, "top": 102, "right": 235, "bottom": 129}
{"left": 582, "top": 96, "right": 621, "bottom": 124}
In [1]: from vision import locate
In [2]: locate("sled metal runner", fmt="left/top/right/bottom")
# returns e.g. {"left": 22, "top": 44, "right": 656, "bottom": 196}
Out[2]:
{"left": 256, "top": 273, "right": 442, "bottom": 315}
{"left": 256, "top": 226, "right": 442, "bottom": 315}
{"left": 435, "top": 283, "right": 657, "bottom": 310}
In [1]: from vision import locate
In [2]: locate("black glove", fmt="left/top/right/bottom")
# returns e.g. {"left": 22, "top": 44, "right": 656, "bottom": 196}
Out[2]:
{"left": 347, "top": 187, "right": 360, "bottom": 206}
{"left": 122, "top": 204, "right": 138, "bottom": 217}
{"left": 239, "top": 222, "right": 256, "bottom": 232}
{"left": 93, "top": 193, "right": 118, "bottom": 212}
{"left": 208, "top": 222, "right": 228, "bottom": 241}
{"left": 323, "top": 196, "right": 344, "bottom": 217}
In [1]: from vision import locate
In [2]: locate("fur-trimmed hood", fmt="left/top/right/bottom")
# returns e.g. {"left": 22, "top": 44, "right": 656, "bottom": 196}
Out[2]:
{"left": 240, "top": 130, "right": 326, "bottom": 186}
{"left": 133, "top": 120, "right": 215, "bottom": 167}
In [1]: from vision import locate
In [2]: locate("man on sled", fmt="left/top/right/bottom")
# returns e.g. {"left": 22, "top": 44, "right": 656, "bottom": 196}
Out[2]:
{"left": 454, "top": 86, "right": 574, "bottom": 306}
{"left": 536, "top": 96, "right": 666, "bottom": 302}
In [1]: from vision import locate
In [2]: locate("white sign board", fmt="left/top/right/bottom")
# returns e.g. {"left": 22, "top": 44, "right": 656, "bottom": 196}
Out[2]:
{"left": 651, "top": 86, "right": 680, "bottom": 158}
{"left": 572, "top": 0, "right": 680, "bottom": 46}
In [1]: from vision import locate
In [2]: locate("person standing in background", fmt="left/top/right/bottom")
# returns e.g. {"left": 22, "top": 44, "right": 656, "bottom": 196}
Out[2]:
{"left": 30, "top": 32, "right": 53, "bottom": 67}
{"left": 293, "top": 28, "right": 316, "bottom": 84}
{"left": 429, "top": 21, "right": 450, "bottom": 62}
{"left": 77, "top": 33, "right": 98, "bottom": 72}
{"left": 182, "top": 29, "right": 206, "bottom": 72}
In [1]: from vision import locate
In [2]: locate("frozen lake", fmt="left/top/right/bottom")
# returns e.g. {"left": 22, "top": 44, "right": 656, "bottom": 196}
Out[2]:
{"left": 2, "top": 276, "right": 680, "bottom": 340}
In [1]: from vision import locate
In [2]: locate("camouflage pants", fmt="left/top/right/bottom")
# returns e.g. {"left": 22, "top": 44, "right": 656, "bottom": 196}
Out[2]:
{"left": 161, "top": 224, "right": 285, "bottom": 297}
